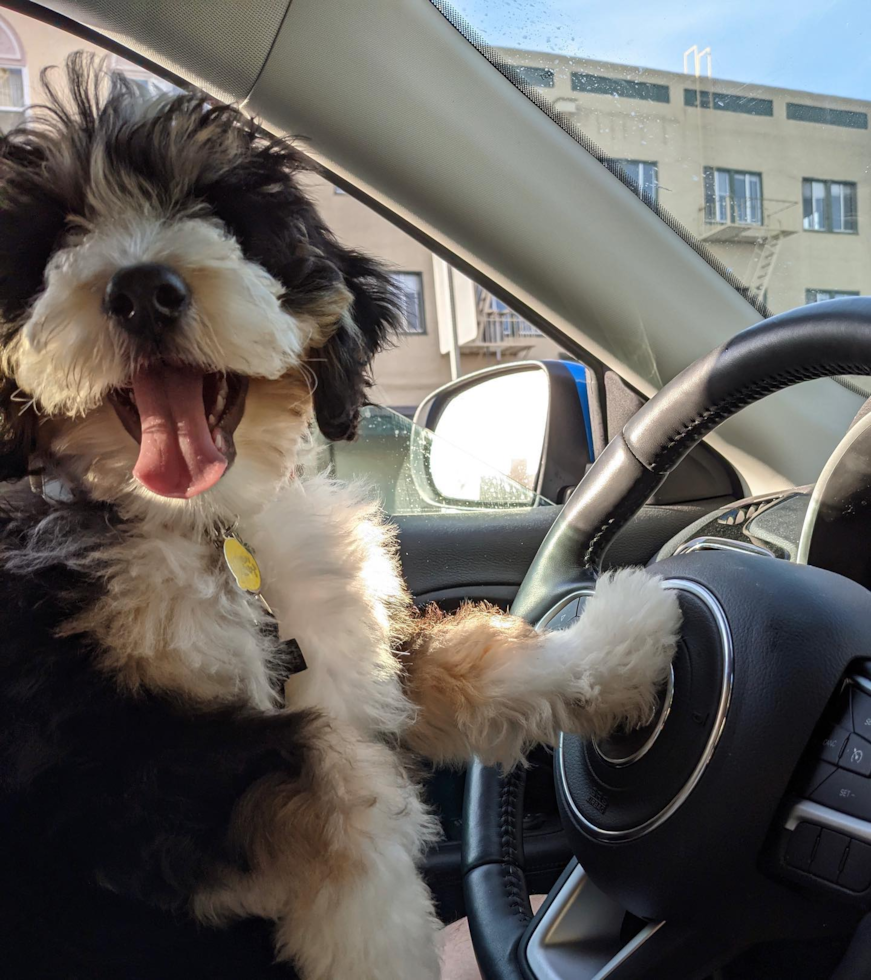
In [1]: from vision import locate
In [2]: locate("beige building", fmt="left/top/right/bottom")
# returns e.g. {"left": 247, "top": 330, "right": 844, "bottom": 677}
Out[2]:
{"left": 1, "top": 7, "right": 869, "bottom": 411}
{"left": 502, "top": 48, "right": 871, "bottom": 316}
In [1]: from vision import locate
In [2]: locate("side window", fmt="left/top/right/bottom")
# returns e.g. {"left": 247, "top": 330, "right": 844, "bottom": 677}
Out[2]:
{"left": 392, "top": 272, "right": 426, "bottom": 335}
{"left": 0, "top": 15, "right": 26, "bottom": 133}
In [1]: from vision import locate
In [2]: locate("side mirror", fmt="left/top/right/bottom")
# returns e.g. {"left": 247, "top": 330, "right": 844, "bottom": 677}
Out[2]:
{"left": 412, "top": 360, "right": 594, "bottom": 506}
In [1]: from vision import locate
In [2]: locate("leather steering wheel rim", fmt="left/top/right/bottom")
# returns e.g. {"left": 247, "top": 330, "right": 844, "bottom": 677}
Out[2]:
{"left": 463, "top": 296, "right": 871, "bottom": 980}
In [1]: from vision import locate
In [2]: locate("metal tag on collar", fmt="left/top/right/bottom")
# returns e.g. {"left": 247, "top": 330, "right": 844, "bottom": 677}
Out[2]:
{"left": 222, "top": 531, "right": 262, "bottom": 595}
{"left": 220, "top": 528, "right": 307, "bottom": 675}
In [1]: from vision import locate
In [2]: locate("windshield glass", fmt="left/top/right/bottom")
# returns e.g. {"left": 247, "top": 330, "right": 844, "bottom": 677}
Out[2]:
{"left": 442, "top": 0, "right": 871, "bottom": 319}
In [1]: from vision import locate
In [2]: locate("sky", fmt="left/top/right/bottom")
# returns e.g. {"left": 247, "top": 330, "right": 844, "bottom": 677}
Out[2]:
{"left": 450, "top": 0, "right": 871, "bottom": 101}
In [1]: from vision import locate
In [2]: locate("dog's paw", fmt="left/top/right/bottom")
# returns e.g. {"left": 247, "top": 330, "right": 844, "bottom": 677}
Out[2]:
{"left": 561, "top": 568, "right": 682, "bottom": 737}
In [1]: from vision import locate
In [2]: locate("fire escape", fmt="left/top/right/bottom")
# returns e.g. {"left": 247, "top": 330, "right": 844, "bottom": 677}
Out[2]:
{"left": 459, "top": 287, "right": 541, "bottom": 359}
{"left": 698, "top": 197, "right": 797, "bottom": 304}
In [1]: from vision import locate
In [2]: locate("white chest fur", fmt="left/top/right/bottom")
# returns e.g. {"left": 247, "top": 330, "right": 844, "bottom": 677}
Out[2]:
{"left": 246, "top": 476, "right": 413, "bottom": 736}
{"left": 65, "top": 524, "right": 279, "bottom": 709}
{"left": 65, "top": 476, "right": 412, "bottom": 735}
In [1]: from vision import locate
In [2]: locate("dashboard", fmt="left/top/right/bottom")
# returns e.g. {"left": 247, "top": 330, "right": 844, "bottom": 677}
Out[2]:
{"left": 657, "top": 410, "right": 871, "bottom": 589}
{"left": 656, "top": 487, "right": 812, "bottom": 564}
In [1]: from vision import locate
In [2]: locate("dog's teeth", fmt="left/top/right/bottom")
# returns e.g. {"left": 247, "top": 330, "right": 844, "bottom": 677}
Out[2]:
{"left": 213, "top": 394, "right": 226, "bottom": 417}
{"left": 208, "top": 413, "right": 216, "bottom": 426}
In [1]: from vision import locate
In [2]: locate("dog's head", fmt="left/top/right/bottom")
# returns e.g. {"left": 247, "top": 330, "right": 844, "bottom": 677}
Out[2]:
{"left": 0, "top": 54, "right": 401, "bottom": 521}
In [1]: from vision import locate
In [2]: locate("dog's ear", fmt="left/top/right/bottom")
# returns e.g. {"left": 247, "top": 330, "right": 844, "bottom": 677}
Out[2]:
{"left": 309, "top": 247, "right": 402, "bottom": 442}
{"left": 0, "top": 127, "right": 63, "bottom": 482}
{"left": 0, "top": 375, "right": 37, "bottom": 481}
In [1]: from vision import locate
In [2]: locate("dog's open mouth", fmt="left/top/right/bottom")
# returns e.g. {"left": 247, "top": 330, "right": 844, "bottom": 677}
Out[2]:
{"left": 108, "top": 366, "right": 249, "bottom": 499}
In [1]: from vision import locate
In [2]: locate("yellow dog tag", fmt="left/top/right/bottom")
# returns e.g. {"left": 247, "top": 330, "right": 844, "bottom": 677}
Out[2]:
{"left": 222, "top": 535, "right": 262, "bottom": 594}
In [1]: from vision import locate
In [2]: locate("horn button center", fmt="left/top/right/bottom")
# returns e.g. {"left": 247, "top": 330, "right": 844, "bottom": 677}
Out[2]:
{"left": 549, "top": 581, "right": 731, "bottom": 841}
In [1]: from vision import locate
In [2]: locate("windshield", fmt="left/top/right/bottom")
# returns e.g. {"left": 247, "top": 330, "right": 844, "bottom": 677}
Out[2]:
{"left": 440, "top": 0, "right": 871, "bottom": 320}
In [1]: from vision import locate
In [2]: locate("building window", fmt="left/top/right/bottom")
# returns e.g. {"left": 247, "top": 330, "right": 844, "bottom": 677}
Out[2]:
{"left": 684, "top": 89, "right": 773, "bottom": 117}
{"left": 393, "top": 272, "right": 425, "bottom": 335}
{"left": 703, "top": 167, "right": 763, "bottom": 225}
{"left": 806, "top": 289, "right": 860, "bottom": 303}
{"left": 802, "top": 179, "right": 858, "bottom": 233}
{"left": 0, "top": 66, "right": 25, "bottom": 130}
{"left": 571, "top": 72, "right": 669, "bottom": 104}
{"left": 475, "top": 287, "right": 541, "bottom": 341}
{"left": 0, "top": 15, "right": 26, "bottom": 133}
{"left": 787, "top": 103, "right": 868, "bottom": 130}
{"left": 615, "top": 159, "right": 658, "bottom": 203}
{"left": 512, "top": 66, "right": 554, "bottom": 88}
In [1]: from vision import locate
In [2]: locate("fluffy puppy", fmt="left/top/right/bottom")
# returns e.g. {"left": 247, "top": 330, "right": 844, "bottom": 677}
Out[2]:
{"left": 0, "top": 55, "right": 680, "bottom": 980}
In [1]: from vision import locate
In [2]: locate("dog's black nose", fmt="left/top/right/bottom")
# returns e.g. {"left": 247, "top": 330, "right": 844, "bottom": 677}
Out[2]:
{"left": 104, "top": 263, "right": 190, "bottom": 335}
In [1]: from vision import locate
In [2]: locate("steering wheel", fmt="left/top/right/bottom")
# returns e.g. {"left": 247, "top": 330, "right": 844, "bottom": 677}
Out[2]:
{"left": 463, "top": 296, "right": 871, "bottom": 980}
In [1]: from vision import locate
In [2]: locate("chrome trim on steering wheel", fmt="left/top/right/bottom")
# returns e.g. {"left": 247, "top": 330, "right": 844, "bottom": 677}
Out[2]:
{"left": 556, "top": 579, "right": 734, "bottom": 842}
{"left": 524, "top": 861, "right": 665, "bottom": 980}
{"left": 593, "top": 664, "right": 675, "bottom": 768}
{"left": 673, "top": 536, "right": 775, "bottom": 559}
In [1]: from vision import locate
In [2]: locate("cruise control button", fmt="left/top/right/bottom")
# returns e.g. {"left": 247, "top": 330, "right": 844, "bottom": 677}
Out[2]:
{"left": 811, "top": 769, "right": 871, "bottom": 820}
{"left": 841, "top": 735, "right": 871, "bottom": 777}
{"left": 852, "top": 689, "right": 871, "bottom": 735}
{"left": 785, "top": 822, "right": 820, "bottom": 872}
{"left": 800, "top": 760, "right": 837, "bottom": 796}
{"left": 811, "top": 830, "right": 850, "bottom": 882}
{"left": 840, "top": 840, "right": 871, "bottom": 892}
{"left": 817, "top": 726, "right": 850, "bottom": 765}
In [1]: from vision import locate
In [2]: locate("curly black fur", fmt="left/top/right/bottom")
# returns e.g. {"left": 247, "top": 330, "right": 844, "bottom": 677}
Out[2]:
{"left": 0, "top": 487, "right": 313, "bottom": 978}
{"left": 0, "top": 53, "right": 403, "bottom": 472}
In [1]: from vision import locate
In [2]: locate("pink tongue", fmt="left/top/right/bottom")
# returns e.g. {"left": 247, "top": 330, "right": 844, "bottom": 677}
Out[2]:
{"left": 131, "top": 365, "right": 227, "bottom": 499}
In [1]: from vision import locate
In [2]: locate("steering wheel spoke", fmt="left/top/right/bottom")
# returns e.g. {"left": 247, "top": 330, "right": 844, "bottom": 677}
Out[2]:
{"left": 521, "top": 860, "right": 750, "bottom": 980}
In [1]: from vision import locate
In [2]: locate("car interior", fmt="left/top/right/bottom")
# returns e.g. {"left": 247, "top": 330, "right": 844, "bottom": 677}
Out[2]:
{"left": 7, "top": 1, "right": 871, "bottom": 978}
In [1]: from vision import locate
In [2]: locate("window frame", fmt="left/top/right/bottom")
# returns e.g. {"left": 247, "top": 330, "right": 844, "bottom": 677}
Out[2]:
{"left": 393, "top": 271, "right": 426, "bottom": 336}
{"left": 570, "top": 72, "right": 670, "bottom": 104}
{"left": 511, "top": 65, "right": 554, "bottom": 89}
{"left": 615, "top": 159, "right": 659, "bottom": 204}
{"left": 0, "top": 64, "right": 26, "bottom": 113}
{"left": 0, "top": 16, "right": 28, "bottom": 124}
{"left": 806, "top": 288, "right": 860, "bottom": 303}
{"left": 802, "top": 178, "right": 859, "bottom": 235}
{"left": 703, "top": 166, "right": 764, "bottom": 226}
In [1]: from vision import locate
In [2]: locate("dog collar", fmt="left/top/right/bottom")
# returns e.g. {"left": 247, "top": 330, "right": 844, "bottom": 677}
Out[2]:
{"left": 219, "top": 526, "right": 307, "bottom": 676}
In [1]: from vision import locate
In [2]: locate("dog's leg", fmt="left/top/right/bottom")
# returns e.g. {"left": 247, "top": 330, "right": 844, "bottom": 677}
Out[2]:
{"left": 33, "top": 695, "right": 439, "bottom": 979}
{"left": 195, "top": 725, "right": 442, "bottom": 980}
{"left": 401, "top": 567, "right": 681, "bottom": 768}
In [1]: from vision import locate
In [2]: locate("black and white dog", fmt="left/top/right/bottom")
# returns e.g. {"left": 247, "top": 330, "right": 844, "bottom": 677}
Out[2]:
{"left": 0, "top": 56, "right": 680, "bottom": 979}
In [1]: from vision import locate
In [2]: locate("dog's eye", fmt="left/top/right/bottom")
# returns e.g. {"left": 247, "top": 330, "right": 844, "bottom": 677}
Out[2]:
{"left": 62, "top": 219, "right": 88, "bottom": 246}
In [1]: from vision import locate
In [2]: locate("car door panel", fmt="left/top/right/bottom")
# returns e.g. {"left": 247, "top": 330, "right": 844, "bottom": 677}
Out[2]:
{"left": 395, "top": 498, "right": 731, "bottom": 605}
